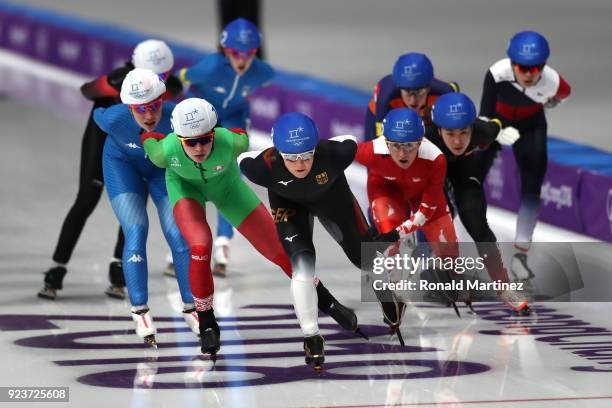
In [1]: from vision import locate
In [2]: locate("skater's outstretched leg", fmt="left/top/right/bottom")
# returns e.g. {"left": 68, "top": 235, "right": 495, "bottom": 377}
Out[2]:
{"left": 235, "top": 203, "right": 292, "bottom": 276}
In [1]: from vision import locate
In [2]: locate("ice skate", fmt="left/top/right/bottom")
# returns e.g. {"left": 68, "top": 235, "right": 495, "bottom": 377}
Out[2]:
{"left": 197, "top": 309, "right": 221, "bottom": 361}
{"left": 315, "top": 282, "right": 368, "bottom": 339}
{"left": 104, "top": 260, "right": 126, "bottom": 300}
{"left": 511, "top": 253, "right": 535, "bottom": 282}
{"left": 326, "top": 301, "right": 368, "bottom": 340}
{"left": 499, "top": 289, "right": 531, "bottom": 316}
{"left": 304, "top": 334, "right": 325, "bottom": 373}
{"left": 37, "top": 266, "right": 67, "bottom": 300}
{"left": 212, "top": 236, "right": 230, "bottom": 278}
{"left": 132, "top": 308, "right": 157, "bottom": 348}
{"left": 376, "top": 289, "right": 406, "bottom": 346}
{"left": 182, "top": 307, "right": 200, "bottom": 336}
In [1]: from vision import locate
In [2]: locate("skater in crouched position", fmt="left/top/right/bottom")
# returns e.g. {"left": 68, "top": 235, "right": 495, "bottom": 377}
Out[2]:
{"left": 239, "top": 112, "right": 405, "bottom": 371}
{"left": 357, "top": 108, "right": 457, "bottom": 257}
{"left": 94, "top": 68, "right": 197, "bottom": 347}
{"left": 356, "top": 108, "right": 472, "bottom": 314}
{"left": 177, "top": 18, "right": 274, "bottom": 276}
{"left": 39, "top": 39, "right": 183, "bottom": 301}
{"left": 141, "top": 99, "right": 359, "bottom": 360}
{"left": 428, "top": 92, "right": 531, "bottom": 314}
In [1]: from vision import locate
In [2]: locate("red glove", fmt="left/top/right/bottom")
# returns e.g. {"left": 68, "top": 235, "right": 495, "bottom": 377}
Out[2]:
{"left": 395, "top": 206, "right": 434, "bottom": 238}
{"left": 140, "top": 131, "right": 166, "bottom": 145}
{"left": 396, "top": 215, "right": 420, "bottom": 237}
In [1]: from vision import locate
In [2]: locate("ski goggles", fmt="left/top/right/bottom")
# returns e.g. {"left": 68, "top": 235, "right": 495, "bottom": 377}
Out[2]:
{"left": 131, "top": 98, "right": 163, "bottom": 114}
{"left": 513, "top": 63, "right": 545, "bottom": 75}
{"left": 400, "top": 87, "right": 429, "bottom": 97}
{"left": 226, "top": 48, "right": 257, "bottom": 59}
{"left": 178, "top": 130, "right": 215, "bottom": 147}
{"left": 385, "top": 140, "right": 421, "bottom": 152}
{"left": 279, "top": 148, "right": 316, "bottom": 162}
{"left": 158, "top": 71, "right": 171, "bottom": 82}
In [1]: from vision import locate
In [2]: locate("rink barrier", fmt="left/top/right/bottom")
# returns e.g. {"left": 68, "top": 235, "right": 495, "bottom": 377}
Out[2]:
{"left": 1, "top": 0, "right": 611, "bottom": 242}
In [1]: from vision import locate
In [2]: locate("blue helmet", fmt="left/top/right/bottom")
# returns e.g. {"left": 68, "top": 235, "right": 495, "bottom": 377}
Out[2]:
{"left": 272, "top": 112, "right": 319, "bottom": 153}
{"left": 392, "top": 52, "right": 434, "bottom": 89}
{"left": 382, "top": 108, "right": 425, "bottom": 143}
{"left": 431, "top": 92, "right": 477, "bottom": 129}
{"left": 507, "top": 31, "right": 549, "bottom": 66}
{"left": 220, "top": 18, "right": 261, "bottom": 51}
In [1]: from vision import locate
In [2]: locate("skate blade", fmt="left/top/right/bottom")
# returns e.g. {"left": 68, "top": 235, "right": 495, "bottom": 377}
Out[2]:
{"left": 305, "top": 355, "right": 325, "bottom": 373}
{"left": 451, "top": 302, "right": 461, "bottom": 318}
{"left": 201, "top": 350, "right": 218, "bottom": 364}
{"left": 390, "top": 326, "right": 405, "bottom": 347}
{"left": 144, "top": 335, "right": 158, "bottom": 349}
{"left": 354, "top": 327, "right": 370, "bottom": 341}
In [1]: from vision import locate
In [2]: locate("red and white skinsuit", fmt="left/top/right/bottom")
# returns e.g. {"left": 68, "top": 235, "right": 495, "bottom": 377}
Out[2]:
{"left": 355, "top": 137, "right": 457, "bottom": 258}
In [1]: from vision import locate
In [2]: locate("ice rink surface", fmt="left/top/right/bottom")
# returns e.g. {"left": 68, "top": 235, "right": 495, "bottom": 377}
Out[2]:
{"left": 1, "top": 71, "right": 611, "bottom": 406}
{"left": 1, "top": 1, "right": 612, "bottom": 407}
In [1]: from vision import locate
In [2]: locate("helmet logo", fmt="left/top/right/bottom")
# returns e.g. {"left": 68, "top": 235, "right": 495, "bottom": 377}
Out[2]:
{"left": 238, "top": 29, "right": 253, "bottom": 45}
{"left": 147, "top": 49, "right": 166, "bottom": 66}
{"left": 185, "top": 108, "right": 198, "bottom": 121}
{"left": 395, "top": 120, "right": 411, "bottom": 129}
{"left": 183, "top": 108, "right": 205, "bottom": 129}
{"left": 403, "top": 64, "right": 416, "bottom": 75}
{"left": 288, "top": 127, "right": 306, "bottom": 147}
{"left": 519, "top": 43, "right": 538, "bottom": 58}
{"left": 289, "top": 127, "right": 304, "bottom": 138}
{"left": 128, "top": 80, "right": 152, "bottom": 100}
{"left": 522, "top": 43, "right": 536, "bottom": 53}
{"left": 449, "top": 103, "right": 463, "bottom": 113}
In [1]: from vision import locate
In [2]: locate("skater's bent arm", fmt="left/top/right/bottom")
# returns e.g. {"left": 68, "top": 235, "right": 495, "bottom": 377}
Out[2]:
{"left": 80, "top": 75, "right": 119, "bottom": 101}
{"left": 328, "top": 136, "right": 358, "bottom": 170}
{"left": 179, "top": 55, "right": 220, "bottom": 86}
{"left": 229, "top": 128, "right": 250, "bottom": 159}
{"left": 479, "top": 71, "right": 499, "bottom": 123}
{"left": 354, "top": 142, "right": 373, "bottom": 166}
{"left": 141, "top": 133, "right": 169, "bottom": 168}
{"left": 238, "top": 149, "right": 273, "bottom": 188}
{"left": 92, "top": 108, "right": 110, "bottom": 133}
{"left": 555, "top": 75, "right": 572, "bottom": 101}
{"left": 473, "top": 119, "right": 503, "bottom": 147}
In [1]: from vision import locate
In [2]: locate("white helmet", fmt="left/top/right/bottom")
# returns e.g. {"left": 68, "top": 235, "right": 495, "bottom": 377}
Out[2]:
{"left": 132, "top": 39, "right": 174, "bottom": 74}
{"left": 171, "top": 98, "right": 218, "bottom": 137}
{"left": 120, "top": 68, "right": 167, "bottom": 105}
